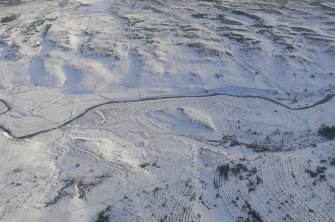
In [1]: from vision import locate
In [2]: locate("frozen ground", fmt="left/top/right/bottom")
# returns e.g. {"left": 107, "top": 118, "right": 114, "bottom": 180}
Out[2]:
{"left": 0, "top": 0, "right": 334, "bottom": 221}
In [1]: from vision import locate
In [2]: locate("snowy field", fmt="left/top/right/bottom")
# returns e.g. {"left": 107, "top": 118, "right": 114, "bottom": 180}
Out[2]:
{"left": 0, "top": 0, "right": 335, "bottom": 221}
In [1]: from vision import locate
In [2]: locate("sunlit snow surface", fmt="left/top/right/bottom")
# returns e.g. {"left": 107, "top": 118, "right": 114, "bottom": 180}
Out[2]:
{"left": 0, "top": 0, "right": 335, "bottom": 221}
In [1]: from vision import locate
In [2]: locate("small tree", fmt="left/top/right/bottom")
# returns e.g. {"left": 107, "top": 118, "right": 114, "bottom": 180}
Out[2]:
{"left": 217, "top": 164, "right": 230, "bottom": 181}
{"left": 318, "top": 125, "right": 335, "bottom": 140}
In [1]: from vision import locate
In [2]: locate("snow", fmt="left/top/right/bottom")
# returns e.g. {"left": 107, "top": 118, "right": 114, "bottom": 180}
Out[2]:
{"left": 0, "top": 0, "right": 335, "bottom": 221}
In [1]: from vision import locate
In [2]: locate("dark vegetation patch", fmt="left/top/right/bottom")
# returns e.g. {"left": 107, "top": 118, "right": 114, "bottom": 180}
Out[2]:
{"left": 239, "top": 201, "right": 264, "bottom": 222}
{"left": 306, "top": 166, "right": 327, "bottom": 184}
{"left": 239, "top": 127, "right": 321, "bottom": 152}
{"left": 305, "top": 166, "right": 326, "bottom": 178}
{"left": 330, "top": 157, "right": 335, "bottom": 166}
{"left": 217, "top": 164, "right": 230, "bottom": 181}
{"left": 0, "top": 0, "right": 22, "bottom": 6}
{"left": 216, "top": 14, "right": 244, "bottom": 25}
{"left": 248, "top": 209, "right": 264, "bottom": 222}
{"left": 139, "top": 162, "right": 150, "bottom": 168}
{"left": 1, "top": 14, "right": 17, "bottom": 23}
{"left": 76, "top": 181, "right": 85, "bottom": 199}
{"left": 13, "top": 168, "right": 23, "bottom": 173}
{"left": 231, "top": 10, "right": 262, "bottom": 21}
{"left": 186, "top": 42, "right": 222, "bottom": 57}
{"left": 45, "top": 178, "right": 104, "bottom": 207}
{"left": 318, "top": 125, "right": 335, "bottom": 140}
{"left": 214, "top": 162, "right": 261, "bottom": 192}
{"left": 191, "top": 13, "right": 210, "bottom": 19}
{"left": 221, "top": 135, "right": 240, "bottom": 147}
{"left": 95, "top": 206, "right": 111, "bottom": 222}
{"left": 45, "top": 179, "right": 75, "bottom": 207}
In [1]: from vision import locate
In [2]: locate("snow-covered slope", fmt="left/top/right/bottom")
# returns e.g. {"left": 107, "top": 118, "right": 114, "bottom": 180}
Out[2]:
{"left": 0, "top": 0, "right": 334, "bottom": 221}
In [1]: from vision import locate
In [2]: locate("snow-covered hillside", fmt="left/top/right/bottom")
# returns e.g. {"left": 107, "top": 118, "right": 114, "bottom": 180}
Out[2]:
{"left": 0, "top": 0, "right": 334, "bottom": 221}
